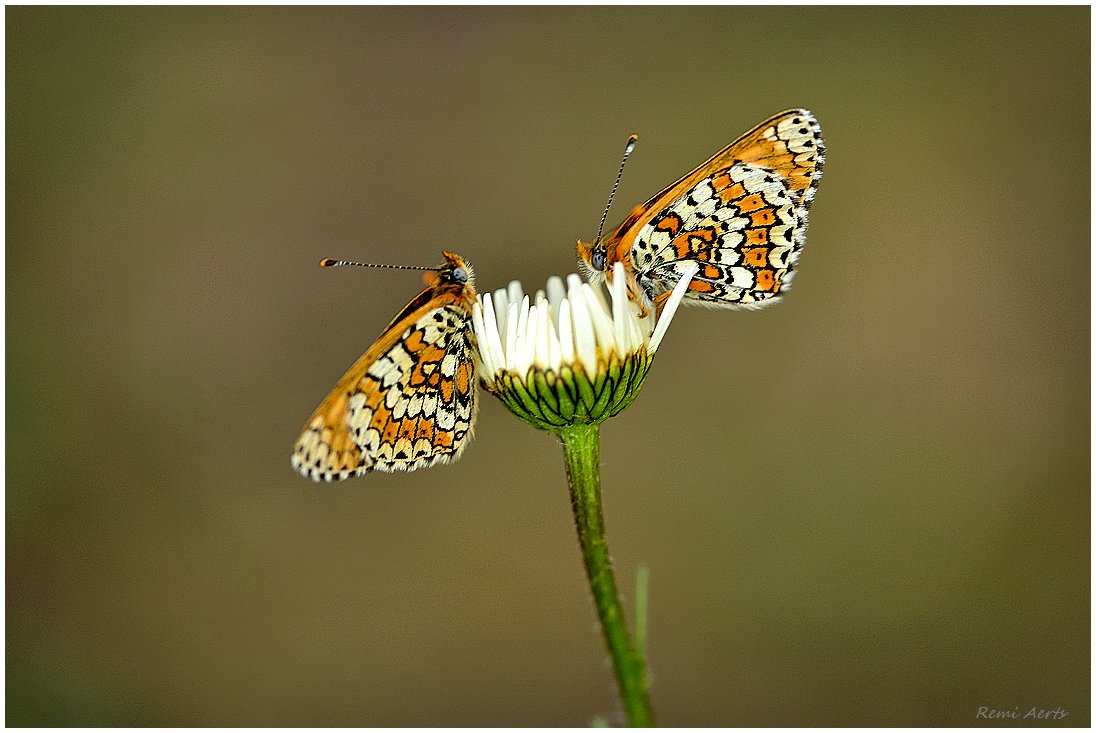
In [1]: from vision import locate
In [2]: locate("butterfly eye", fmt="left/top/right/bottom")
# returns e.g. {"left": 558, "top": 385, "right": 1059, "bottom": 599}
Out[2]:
{"left": 452, "top": 267, "right": 468, "bottom": 284}
{"left": 591, "top": 248, "right": 607, "bottom": 272}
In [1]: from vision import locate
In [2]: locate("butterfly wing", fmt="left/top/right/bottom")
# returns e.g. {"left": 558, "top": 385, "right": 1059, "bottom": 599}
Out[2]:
{"left": 292, "top": 281, "right": 478, "bottom": 481}
{"left": 604, "top": 109, "right": 824, "bottom": 309}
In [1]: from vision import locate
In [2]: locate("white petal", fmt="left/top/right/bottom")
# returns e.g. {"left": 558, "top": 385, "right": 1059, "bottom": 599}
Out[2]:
{"left": 535, "top": 302, "right": 549, "bottom": 368}
{"left": 558, "top": 298, "right": 575, "bottom": 363}
{"left": 546, "top": 309, "right": 562, "bottom": 368}
{"left": 513, "top": 295, "right": 531, "bottom": 371}
{"left": 482, "top": 292, "right": 506, "bottom": 374}
{"left": 507, "top": 280, "right": 525, "bottom": 310}
{"left": 479, "top": 293, "right": 497, "bottom": 370}
{"left": 582, "top": 283, "right": 617, "bottom": 360}
{"left": 522, "top": 302, "right": 540, "bottom": 374}
{"left": 471, "top": 302, "right": 495, "bottom": 374}
{"left": 513, "top": 304, "right": 529, "bottom": 375}
{"left": 569, "top": 279, "right": 598, "bottom": 373}
{"left": 627, "top": 301, "right": 646, "bottom": 351}
{"left": 586, "top": 278, "right": 612, "bottom": 323}
{"left": 648, "top": 261, "right": 697, "bottom": 353}
{"left": 546, "top": 275, "right": 566, "bottom": 329}
{"left": 504, "top": 301, "right": 520, "bottom": 370}
{"left": 492, "top": 287, "right": 510, "bottom": 339}
{"left": 610, "top": 262, "right": 629, "bottom": 356}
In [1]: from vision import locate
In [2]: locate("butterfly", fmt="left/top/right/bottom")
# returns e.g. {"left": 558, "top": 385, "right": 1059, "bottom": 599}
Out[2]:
{"left": 577, "top": 109, "right": 824, "bottom": 315}
{"left": 292, "top": 252, "right": 479, "bottom": 481}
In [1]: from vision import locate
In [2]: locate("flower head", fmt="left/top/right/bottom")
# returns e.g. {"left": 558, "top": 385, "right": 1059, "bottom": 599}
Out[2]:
{"left": 472, "top": 261, "right": 696, "bottom": 431}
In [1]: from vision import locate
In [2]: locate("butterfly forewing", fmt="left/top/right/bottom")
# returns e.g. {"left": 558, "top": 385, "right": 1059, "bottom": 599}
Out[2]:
{"left": 592, "top": 109, "right": 824, "bottom": 311}
{"left": 632, "top": 161, "right": 803, "bottom": 308}
{"left": 292, "top": 253, "right": 478, "bottom": 481}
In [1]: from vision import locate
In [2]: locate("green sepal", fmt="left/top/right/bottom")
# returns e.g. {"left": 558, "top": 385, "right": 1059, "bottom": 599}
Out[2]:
{"left": 533, "top": 370, "right": 566, "bottom": 426}
{"left": 574, "top": 364, "right": 599, "bottom": 418}
{"left": 554, "top": 366, "right": 577, "bottom": 423}
{"left": 482, "top": 349, "right": 655, "bottom": 433}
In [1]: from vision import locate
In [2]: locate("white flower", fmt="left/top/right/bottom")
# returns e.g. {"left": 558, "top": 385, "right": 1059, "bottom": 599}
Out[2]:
{"left": 471, "top": 261, "right": 696, "bottom": 429}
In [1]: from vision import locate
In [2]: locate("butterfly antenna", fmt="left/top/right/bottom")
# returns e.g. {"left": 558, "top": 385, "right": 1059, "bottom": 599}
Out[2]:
{"left": 319, "top": 258, "right": 435, "bottom": 271}
{"left": 593, "top": 133, "right": 639, "bottom": 245}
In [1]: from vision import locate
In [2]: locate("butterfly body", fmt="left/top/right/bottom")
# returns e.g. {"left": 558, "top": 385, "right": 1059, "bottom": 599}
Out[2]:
{"left": 578, "top": 109, "right": 824, "bottom": 314}
{"left": 292, "top": 252, "right": 479, "bottom": 481}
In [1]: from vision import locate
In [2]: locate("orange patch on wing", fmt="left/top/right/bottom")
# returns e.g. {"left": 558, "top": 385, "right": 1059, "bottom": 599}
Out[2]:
{"left": 711, "top": 171, "right": 732, "bottom": 190}
{"left": 456, "top": 362, "right": 471, "bottom": 396}
{"left": 786, "top": 174, "right": 809, "bottom": 197}
{"left": 364, "top": 384, "right": 384, "bottom": 408}
{"left": 333, "top": 448, "right": 359, "bottom": 472}
{"left": 655, "top": 214, "right": 681, "bottom": 236}
{"left": 688, "top": 279, "right": 715, "bottom": 293}
{"left": 755, "top": 269, "right": 776, "bottom": 292}
{"left": 435, "top": 430, "right": 454, "bottom": 449}
{"left": 370, "top": 404, "right": 392, "bottom": 431}
{"left": 327, "top": 421, "right": 357, "bottom": 455}
{"left": 421, "top": 345, "right": 446, "bottom": 362}
{"left": 690, "top": 227, "right": 715, "bottom": 244}
{"left": 743, "top": 247, "right": 769, "bottom": 267}
{"left": 410, "top": 362, "right": 430, "bottom": 387}
{"left": 409, "top": 345, "right": 447, "bottom": 387}
{"left": 440, "top": 376, "right": 453, "bottom": 401}
{"left": 382, "top": 419, "right": 400, "bottom": 443}
{"left": 750, "top": 209, "right": 775, "bottom": 226}
{"left": 315, "top": 392, "right": 350, "bottom": 439}
{"left": 673, "top": 236, "right": 692, "bottom": 259}
{"left": 719, "top": 182, "right": 746, "bottom": 203}
{"left": 737, "top": 193, "right": 765, "bottom": 213}
{"left": 403, "top": 331, "right": 426, "bottom": 352}
{"left": 415, "top": 419, "right": 435, "bottom": 439}
{"left": 702, "top": 264, "right": 721, "bottom": 279}
{"left": 746, "top": 228, "right": 769, "bottom": 245}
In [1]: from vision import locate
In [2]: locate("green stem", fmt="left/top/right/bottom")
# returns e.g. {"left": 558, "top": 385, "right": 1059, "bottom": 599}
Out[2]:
{"left": 558, "top": 423, "right": 654, "bottom": 727}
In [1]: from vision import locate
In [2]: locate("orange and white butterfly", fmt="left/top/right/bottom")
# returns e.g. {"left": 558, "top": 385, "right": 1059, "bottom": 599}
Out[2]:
{"left": 292, "top": 252, "right": 479, "bottom": 481}
{"left": 577, "top": 109, "right": 824, "bottom": 314}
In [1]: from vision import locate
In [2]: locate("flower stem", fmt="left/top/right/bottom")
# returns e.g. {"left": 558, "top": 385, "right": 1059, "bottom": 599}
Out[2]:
{"left": 558, "top": 423, "right": 654, "bottom": 727}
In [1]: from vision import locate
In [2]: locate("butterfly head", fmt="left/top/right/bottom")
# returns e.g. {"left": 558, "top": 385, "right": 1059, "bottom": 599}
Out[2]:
{"left": 576, "top": 238, "right": 609, "bottom": 283}
{"left": 427, "top": 251, "right": 476, "bottom": 291}
{"left": 576, "top": 238, "right": 655, "bottom": 315}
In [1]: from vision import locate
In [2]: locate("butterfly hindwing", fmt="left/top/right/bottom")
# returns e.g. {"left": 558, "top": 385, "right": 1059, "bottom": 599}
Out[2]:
{"left": 584, "top": 109, "right": 824, "bottom": 311}
{"left": 292, "top": 254, "right": 478, "bottom": 482}
{"left": 632, "top": 162, "right": 802, "bottom": 308}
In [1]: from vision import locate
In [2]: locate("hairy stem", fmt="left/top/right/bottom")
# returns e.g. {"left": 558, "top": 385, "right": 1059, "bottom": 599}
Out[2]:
{"left": 558, "top": 423, "right": 653, "bottom": 727}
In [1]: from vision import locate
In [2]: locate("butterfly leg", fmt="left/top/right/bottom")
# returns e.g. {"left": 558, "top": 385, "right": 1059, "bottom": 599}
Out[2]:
{"left": 653, "top": 290, "right": 674, "bottom": 321}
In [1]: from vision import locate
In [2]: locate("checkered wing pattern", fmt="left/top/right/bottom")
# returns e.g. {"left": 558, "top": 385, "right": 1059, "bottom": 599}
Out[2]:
{"left": 588, "top": 110, "right": 824, "bottom": 310}
{"left": 630, "top": 161, "right": 804, "bottom": 308}
{"left": 292, "top": 254, "right": 478, "bottom": 481}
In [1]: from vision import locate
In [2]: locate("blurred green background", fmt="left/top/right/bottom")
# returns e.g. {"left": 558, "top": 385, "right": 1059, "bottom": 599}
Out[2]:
{"left": 7, "top": 6, "right": 1089, "bottom": 726}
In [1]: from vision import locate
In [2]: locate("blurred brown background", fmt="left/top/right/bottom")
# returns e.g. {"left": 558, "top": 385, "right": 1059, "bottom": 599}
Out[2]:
{"left": 7, "top": 6, "right": 1089, "bottom": 727}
